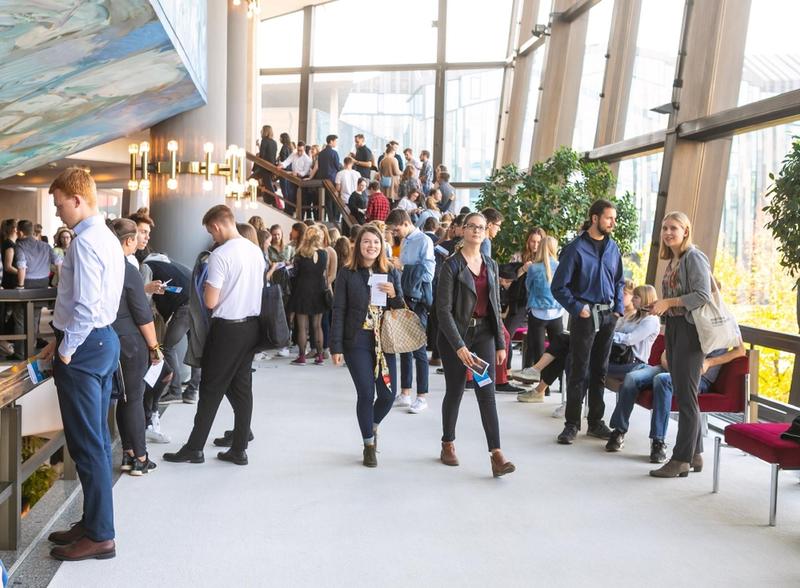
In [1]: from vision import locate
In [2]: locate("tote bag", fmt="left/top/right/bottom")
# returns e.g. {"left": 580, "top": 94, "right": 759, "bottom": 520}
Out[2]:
{"left": 380, "top": 308, "right": 427, "bottom": 354}
{"left": 690, "top": 280, "right": 740, "bottom": 354}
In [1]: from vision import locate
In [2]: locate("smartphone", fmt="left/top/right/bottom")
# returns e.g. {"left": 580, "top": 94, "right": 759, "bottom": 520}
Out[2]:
{"left": 468, "top": 353, "right": 489, "bottom": 377}
{"left": 164, "top": 286, "right": 183, "bottom": 294}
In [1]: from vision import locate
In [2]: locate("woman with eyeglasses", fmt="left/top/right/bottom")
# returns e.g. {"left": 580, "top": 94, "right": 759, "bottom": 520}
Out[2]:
{"left": 436, "top": 212, "right": 515, "bottom": 477}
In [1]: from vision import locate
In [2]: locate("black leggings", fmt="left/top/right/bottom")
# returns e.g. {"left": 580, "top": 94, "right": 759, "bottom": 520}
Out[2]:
{"left": 115, "top": 334, "right": 148, "bottom": 458}
{"left": 296, "top": 313, "right": 323, "bottom": 357}
{"left": 524, "top": 314, "right": 564, "bottom": 367}
{"left": 438, "top": 322, "right": 501, "bottom": 451}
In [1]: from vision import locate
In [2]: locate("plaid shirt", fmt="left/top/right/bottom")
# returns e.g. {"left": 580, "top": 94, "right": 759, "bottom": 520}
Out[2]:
{"left": 366, "top": 192, "right": 390, "bottom": 222}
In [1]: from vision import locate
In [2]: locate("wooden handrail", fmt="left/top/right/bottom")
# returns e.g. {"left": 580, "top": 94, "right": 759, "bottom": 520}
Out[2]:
{"left": 322, "top": 179, "right": 357, "bottom": 228}
{"left": 246, "top": 152, "right": 307, "bottom": 187}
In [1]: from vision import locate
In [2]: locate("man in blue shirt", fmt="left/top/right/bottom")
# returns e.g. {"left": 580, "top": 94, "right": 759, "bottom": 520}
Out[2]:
{"left": 386, "top": 209, "right": 435, "bottom": 414}
{"left": 42, "top": 168, "right": 125, "bottom": 561}
{"left": 551, "top": 199, "right": 625, "bottom": 445}
{"left": 312, "top": 134, "right": 342, "bottom": 222}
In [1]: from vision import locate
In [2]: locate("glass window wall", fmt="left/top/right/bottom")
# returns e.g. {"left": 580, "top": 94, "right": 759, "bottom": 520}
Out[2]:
{"left": 446, "top": 0, "right": 514, "bottom": 62}
{"left": 259, "top": 11, "right": 303, "bottom": 69}
{"left": 572, "top": 0, "right": 614, "bottom": 153}
{"left": 519, "top": 50, "right": 544, "bottom": 169}
{"left": 444, "top": 69, "right": 503, "bottom": 182}
{"left": 309, "top": 71, "right": 435, "bottom": 160}
{"left": 312, "top": 0, "right": 438, "bottom": 67}
{"left": 623, "top": 0, "right": 683, "bottom": 138}
{"left": 260, "top": 75, "right": 301, "bottom": 142}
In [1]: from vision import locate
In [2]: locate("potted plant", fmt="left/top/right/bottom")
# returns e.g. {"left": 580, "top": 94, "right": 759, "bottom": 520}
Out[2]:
{"left": 764, "top": 137, "right": 800, "bottom": 332}
{"left": 476, "top": 146, "right": 638, "bottom": 263}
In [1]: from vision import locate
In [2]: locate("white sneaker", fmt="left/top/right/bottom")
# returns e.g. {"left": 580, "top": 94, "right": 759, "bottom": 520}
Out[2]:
{"left": 512, "top": 367, "right": 541, "bottom": 383}
{"left": 276, "top": 347, "right": 291, "bottom": 358}
{"left": 551, "top": 403, "right": 566, "bottom": 419}
{"left": 394, "top": 394, "right": 412, "bottom": 408}
{"left": 254, "top": 351, "right": 272, "bottom": 361}
{"left": 146, "top": 412, "right": 171, "bottom": 443}
{"left": 408, "top": 397, "right": 428, "bottom": 414}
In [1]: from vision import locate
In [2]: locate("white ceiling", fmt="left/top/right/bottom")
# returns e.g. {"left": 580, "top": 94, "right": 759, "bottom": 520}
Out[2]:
{"left": 261, "top": 0, "right": 334, "bottom": 19}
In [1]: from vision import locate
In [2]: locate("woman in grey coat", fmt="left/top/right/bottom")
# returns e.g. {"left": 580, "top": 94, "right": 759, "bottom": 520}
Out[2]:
{"left": 648, "top": 211, "right": 711, "bottom": 478}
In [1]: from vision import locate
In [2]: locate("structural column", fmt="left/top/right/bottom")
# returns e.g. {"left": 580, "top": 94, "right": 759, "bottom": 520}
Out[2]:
{"left": 530, "top": 0, "right": 590, "bottom": 163}
{"left": 149, "top": 0, "right": 228, "bottom": 267}
{"left": 647, "top": 0, "right": 751, "bottom": 281}
{"left": 227, "top": 3, "right": 249, "bottom": 150}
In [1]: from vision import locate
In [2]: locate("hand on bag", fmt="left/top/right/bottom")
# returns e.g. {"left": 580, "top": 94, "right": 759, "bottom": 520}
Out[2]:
{"left": 331, "top": 353, "right": 343, "bottom": 366}
{"left": 579, "top": 305, "right": 591, "bottom": 318}
{"left": 456, "top": 346, "right": 475, "bottom": 368}
{"left": 496, "top": 349, "right": 506, "bottom": 366}
{"left": 377, "top": 282, "right": 395, "bottom": 298}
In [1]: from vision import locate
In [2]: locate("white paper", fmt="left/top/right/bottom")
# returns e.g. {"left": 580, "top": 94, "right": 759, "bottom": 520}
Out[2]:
{"left": 368, "top": 273, "right": 388, "bottom": 306}
{"left": 144, "top": 361, "right": 164, "bottom": 388}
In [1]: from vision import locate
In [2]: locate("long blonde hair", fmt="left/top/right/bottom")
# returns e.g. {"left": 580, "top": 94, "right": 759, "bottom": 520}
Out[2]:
{"left": 297, "top": 225, "right": 323, "bottom": 258}
{"left": 659, "top": 211, "right": 693, "bottom": 260}
{"left": 632, "top": 284, "right": 658, "bottom": 322}
{"left": 534, "top": 236, "right": 559, "bottom": 283}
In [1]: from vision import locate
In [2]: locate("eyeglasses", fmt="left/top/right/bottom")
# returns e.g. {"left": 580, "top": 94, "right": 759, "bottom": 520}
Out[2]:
{"left": 464, "top": 224, "right": 487, "bottom": 232}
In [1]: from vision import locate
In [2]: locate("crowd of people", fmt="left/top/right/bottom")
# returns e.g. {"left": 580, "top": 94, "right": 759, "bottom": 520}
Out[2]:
{"left": 38, "top": 152, "right": 745, "bottom": 561}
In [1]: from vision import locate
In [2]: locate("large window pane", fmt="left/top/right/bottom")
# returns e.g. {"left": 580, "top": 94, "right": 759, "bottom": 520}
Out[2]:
{"left": 615, "top": 151, "right": 662, "bottom": 283}
{"left": 260, "top": 75, "right": 301, "bottom": 142}
{"left": 572, "top": 0, "right": 614, "bottom": 152}
{"left": 312, "top": 0, "right": 437, "bottom": 67}
{"left": 739, "top": 1, "right": 800, "bottom": 106}
{"left": 519, "top": 50, "right": 544, "bottom": 169}
{"left": 444, "top": 69, "right": 502, "bottom": 182}
{"left": 624, "top": 0, "right": 683, "bottom": 138}
{"left": 447, "top": 0, "right": 513, "bottom": 62}
{"left": 716, "top": 123, "right": 800, "bottom": 403}
{"left": 309, "top": 71, "right": 435, "bottom": 161}
{"left": 259, "top": 11, "right": 303, "bottom": 69}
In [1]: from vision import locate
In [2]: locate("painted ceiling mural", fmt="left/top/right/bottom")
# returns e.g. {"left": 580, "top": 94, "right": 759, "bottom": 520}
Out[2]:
{"left": 0, "top": 0, "right": 207, "bottom": 180}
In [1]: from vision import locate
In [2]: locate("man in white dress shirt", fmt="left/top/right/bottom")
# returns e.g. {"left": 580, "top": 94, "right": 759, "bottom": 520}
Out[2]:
{"left": 42, "top": 168, "right": 125, "bottom": 561}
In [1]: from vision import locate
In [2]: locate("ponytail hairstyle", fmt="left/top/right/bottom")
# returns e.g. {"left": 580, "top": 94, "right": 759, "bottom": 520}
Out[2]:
{"left": 581, "top": 199, "right": 616, "bottom": 232}
{"left": 455, "top": 212, "right": 486, "bottom": 252}
{"left": 534, "top": 235, "right": 559, "bottom": 283}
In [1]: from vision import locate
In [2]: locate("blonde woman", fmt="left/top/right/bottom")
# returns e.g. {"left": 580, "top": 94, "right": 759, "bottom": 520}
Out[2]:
{"left": 289, "top": 226, "right": 328, "bottom": 365}
{"left": 515, "top": 236, "right": 563, "bottom": 392}
{"left": 648, "top": 211, "right": 712, "bottom": 478}
{"left": 607, "top": 284, "right": 660, "bottom": 378}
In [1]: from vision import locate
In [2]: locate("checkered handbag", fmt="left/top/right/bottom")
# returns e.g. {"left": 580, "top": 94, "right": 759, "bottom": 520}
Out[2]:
{"left": 380, "top": 308, "right": 427, "bottom": 354}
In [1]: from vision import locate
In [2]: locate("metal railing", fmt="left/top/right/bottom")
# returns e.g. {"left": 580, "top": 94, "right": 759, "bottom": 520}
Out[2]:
{"left": 0, "top": 288, "right": 58, "bottom": 357}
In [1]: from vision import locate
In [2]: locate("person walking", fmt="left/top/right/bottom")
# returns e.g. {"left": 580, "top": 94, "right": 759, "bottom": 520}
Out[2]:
{"left": 164, "top": 205, "right": 265, "bottom": 466}
{"left": 386, "top": 209, "right": 435, "bottom": 414}
{"left": 648, "top": 211, "right": 713, "bottom": 478}
{"left": 331, "top": 225, "right": 403, "bottom": 467}
{"left": 551, "top": 199, "right": 625, "bottom": 445}
{"left": 109, "top": 219, "right": 160, "bottom": 476}
{"left": 436, "top": 212, "right": 515, "bottom": 477}
{"left": 43, "top": 167, "right": 125, "bottom": 561}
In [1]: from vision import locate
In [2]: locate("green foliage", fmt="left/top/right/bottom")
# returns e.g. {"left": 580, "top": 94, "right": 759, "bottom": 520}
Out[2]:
{"left": 21, "top": 436, "right": 58, "bottom": 512}
{"left": 476, "top": 146, "right": 638, "bottom": 262}
{"left": 764, "top": 136, "right": 800, "bottom": 282}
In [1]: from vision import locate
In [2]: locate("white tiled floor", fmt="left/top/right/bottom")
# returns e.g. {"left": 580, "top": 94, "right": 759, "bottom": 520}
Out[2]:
{"left": 50, "top": 358, "right": 800, "bottom": 587}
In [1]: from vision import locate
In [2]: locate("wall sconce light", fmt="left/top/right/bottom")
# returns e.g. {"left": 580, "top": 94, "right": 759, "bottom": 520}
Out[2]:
{"left": 166, "top": 140, "right": 179, "bottom": 190}
{"left": 246, "top": 0, "right": 261, "bottom": 18}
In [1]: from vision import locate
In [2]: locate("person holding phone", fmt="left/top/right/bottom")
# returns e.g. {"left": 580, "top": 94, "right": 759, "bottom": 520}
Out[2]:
{"left": 331, "top": 225, "right": 404, "bottom": 467}
{"left": 435, "top": 212, "right": 515, "bottom": 477}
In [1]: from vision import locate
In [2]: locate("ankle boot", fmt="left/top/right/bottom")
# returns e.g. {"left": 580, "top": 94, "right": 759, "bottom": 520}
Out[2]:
{"left": 690, "top": 453, "right": 703, "bottom": 472}
{"left": 490, "top": 451, "right": 515, "bottom": 477}
{"left": 440, "top": 442, "right": 459, "bottom": 466}
{"left": 649, "top": 459, "right": 690, "bottom": 478}
{"left": 362, "top": 444, "right": 377, "bottom": 468}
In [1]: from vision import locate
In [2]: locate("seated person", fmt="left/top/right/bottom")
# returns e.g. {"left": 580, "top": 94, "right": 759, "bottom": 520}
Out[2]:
{"left": 606, "top": 324, "right": 745, "bottom": 463}
{"left": 607, "top": 284, "right": 661, "bottom": 379}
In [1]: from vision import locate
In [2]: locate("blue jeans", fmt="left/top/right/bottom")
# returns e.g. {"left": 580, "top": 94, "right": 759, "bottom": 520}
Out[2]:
{"left": 344, "top": 329, "right": 397, "bottom": 440}
{"left": 54, "top": 327, "right": 120, "bottom": 542}
{"left": 400, "top": 303, "right": 429, "bottom": 395}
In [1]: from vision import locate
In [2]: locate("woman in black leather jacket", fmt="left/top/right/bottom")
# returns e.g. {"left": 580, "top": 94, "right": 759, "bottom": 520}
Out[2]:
{"left": 331, "top": 225, "right": 404, "bottom": 467}
{"left": 436, "top": 212, "right": 515, "bottom": 477}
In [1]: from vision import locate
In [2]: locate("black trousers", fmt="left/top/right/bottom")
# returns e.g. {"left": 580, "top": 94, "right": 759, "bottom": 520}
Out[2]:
{"left": 503, "top": 306, "right": 527, "bottom": 369}
{"left": 564, "top": 310, "right": 617, "bottom": 428}
{"left": 439, "top": 321, "right": 501, "bottom": 450}
{"left": 187, "top": 318, "right": 260, "bottom": 452}
{"left": 524, "top": 314, "right": 564, "bottom": 367}
{"left": 115, "top": 333, "right": 148, "bottom": 457}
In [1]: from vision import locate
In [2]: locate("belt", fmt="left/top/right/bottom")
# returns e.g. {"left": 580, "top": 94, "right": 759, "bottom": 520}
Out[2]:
{"left": 589, "top": 303, "right": 613, "bottom": 312}
{"left": 467, "top": 317, "right": 488, "bottom": 328}
{"left": 213, "top": 316, "right": 258, "bottom": 324}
